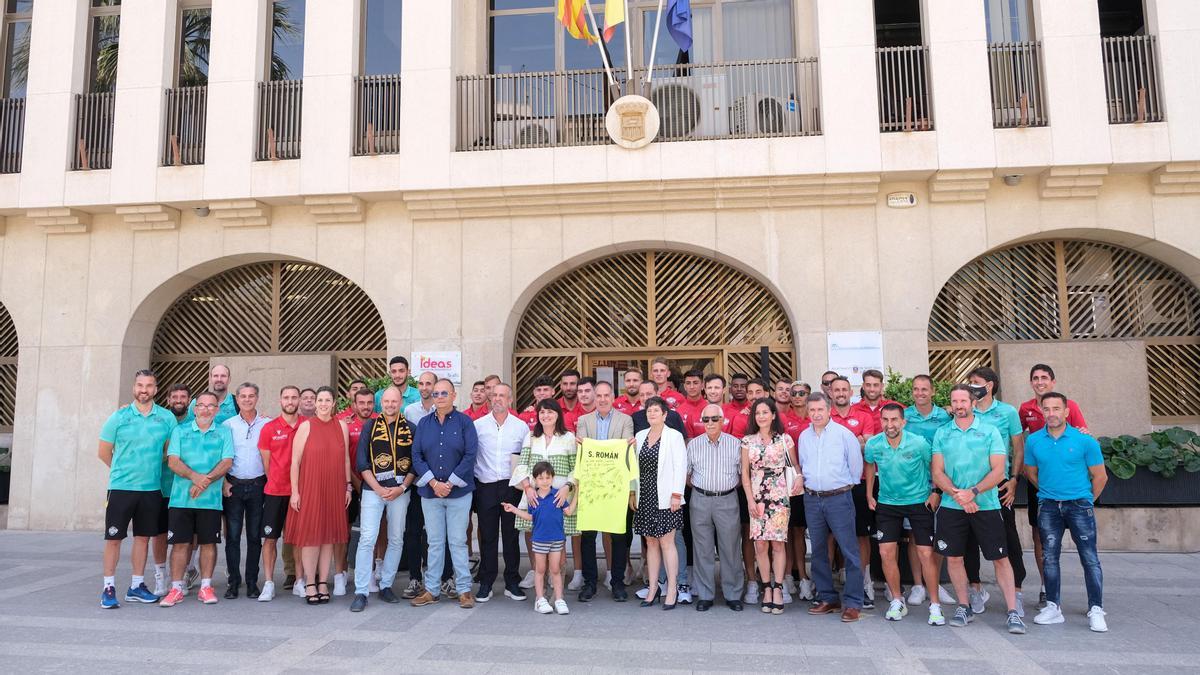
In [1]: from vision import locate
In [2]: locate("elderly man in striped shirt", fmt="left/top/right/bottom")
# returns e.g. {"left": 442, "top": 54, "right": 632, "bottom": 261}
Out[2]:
{"left": 686, "top": 403, "right": 745, "bottom": 612}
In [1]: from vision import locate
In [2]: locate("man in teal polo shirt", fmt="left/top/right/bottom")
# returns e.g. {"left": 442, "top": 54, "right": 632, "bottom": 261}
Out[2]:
{"left": 932, "top": 385, "right": 1024, "bottom": 634}
{"left": 1026, "top": 392, "right": 1108, "bottom": 632}
{"left": 158, "top": 391, "right": 235, "bottom": 607}
{"left": 97, "top": 369, "right": 178, "bottom": 609}
{"left": 375, "top": 356, "right": 421, "bottom": 413}
{"left": 184, "top": 364, "right": 237, "bottom": 424}
{"left": 865, "top": 404, "right": 943, "bottom": 625}
{"left": 968, "top": 367, "right": 1027, "bottom": 616}
{"left": 903, "top": 375, "right": 951, "bottom": 444}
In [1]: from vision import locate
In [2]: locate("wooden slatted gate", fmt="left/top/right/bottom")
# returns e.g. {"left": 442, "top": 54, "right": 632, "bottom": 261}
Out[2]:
{"left": 929, "top": 239, "right": 1200, "bottom": 422}
{"left": 513, "top": 251, "right": 795, "bottom": 410}
{"left": 0, "top": 303, "right": 17, "bottom": 432}
{"left": 150, "top": 261, "right": 386, "bottom": 404}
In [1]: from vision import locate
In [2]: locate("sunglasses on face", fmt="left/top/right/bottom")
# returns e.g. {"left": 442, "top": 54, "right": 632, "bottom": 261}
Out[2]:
{"left": 820, "top": 380, "right": 834, "bottom": 387}
{"left": 431, "top": 391, "right": 451, "bottom": 399}
{"left": 792, "top": 390, "right": 809, "bottom": 397}
{"left": 701, "top": 416, "right": 723, "bottom": 423}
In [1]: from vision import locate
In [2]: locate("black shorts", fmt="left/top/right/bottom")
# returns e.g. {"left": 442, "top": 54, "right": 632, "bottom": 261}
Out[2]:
{"left": 168, "top": 507, "right": 223, "bottom": 545}
{"left": 789, "top": 495, "right": 806, "bottom": 528}
{"left": 104, "top": 490, "right": 163, "bottom": 540}
{"left": 934, "top": 507, "right": 1007, "bottom": 560}
{"left": 157, "top": 496, "right": 170, "bottom": 536}
{"left": 261, "top": 494, "right": 289, "bottom": 539}
{"left": 737, "top": 486, "right": 750, "bottom": 525}
{"left": 1026, "top": 480, "right": 1039, "bottom": 527}
{"left": 347, "top": 489, "right": 361, "bottom": 525}
{"left": 874, "top": 503, "right": 934, "bottom": 546}
{"left": 851, "top": 481, "right": 874, "bottom": 537}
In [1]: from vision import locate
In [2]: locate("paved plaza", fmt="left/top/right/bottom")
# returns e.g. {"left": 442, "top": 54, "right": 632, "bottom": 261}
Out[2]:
{"left": 0, "top": 529, "right": 1196, "bottom": 673}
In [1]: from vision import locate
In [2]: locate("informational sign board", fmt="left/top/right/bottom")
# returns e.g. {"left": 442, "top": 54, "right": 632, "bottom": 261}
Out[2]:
{"left": 410, "top": 351, "right": 462, "bottom": 385}
{"left": 826, "top": 331, "right": 885, "bottom": 387}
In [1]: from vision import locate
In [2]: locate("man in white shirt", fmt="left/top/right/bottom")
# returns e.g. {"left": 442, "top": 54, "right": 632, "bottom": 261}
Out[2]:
{"left": 221, "top": 383, "right": 270, "bottom": 600}
{"left": 472, "top": 382, "right": 529, "bottom": 603}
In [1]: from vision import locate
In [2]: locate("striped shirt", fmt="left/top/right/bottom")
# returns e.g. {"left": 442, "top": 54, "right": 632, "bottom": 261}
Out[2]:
{"left": 686, "top": 431, "right": 742, "bottom": 493}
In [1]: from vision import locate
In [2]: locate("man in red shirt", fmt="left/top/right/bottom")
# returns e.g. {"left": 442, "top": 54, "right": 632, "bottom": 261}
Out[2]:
{"left": 563, "top": 376, "right": 597, "bottom": 433}
{"left": 256, "top": 385, "right": 303, "bottom": 602}
{"left": 778, "top": 380, "right": 812, "bottom": 444}
{"left": 675, "top": 369, "right": 708, "bottom": 433}
{"left": 334, "top": 388, "right": 376, "bottom": 594}
{"left": 613, "top": 367, "right": 644, "bottom": 415}
{"left": 729, "top": 378, "right": 770, "bottom": 438}
{"left": 728, "top": 372, "right": 751, "bottom": 413}
{"left": 687, "top": 374, "right": 735, "bottom": 438}
{"left": 518, "top": 375, "right": 557, "bottom": 430}
{"left": 557, "top": 369, "right": 582, "bottom": 419}
{"left": 850, "top": 369, "right": 898, "bottom": 431}
{"left": 783, "top": 380, "right": 815, "bottom": 600}
{"left": 1019, "top": 363, "right": 1089, "bottom": 609}
{"left": 829, "top": 376, "right": 880, "bottom": 609}
{"left": 337, "top": 379, "right": 368, "bottom": 421}
{"left": 819, "top": 370, "right": 839, "bottom": 398}
{"left": 464, "top": 380, "right": 490, "bottom": 420}
{"left": 650, "top": 357, "right": 684, "bottom": 409}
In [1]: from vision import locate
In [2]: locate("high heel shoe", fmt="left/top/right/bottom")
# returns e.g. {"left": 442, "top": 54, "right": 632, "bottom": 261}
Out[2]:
{"left": 316, "top": 580, "right": 330, "bottom": 604}
{"left": 662, "top": 585, "right": 678, "bottom": 610}
{"left": 640, "top": 588, "right": 659, "bottom": 607}
{"left": 771, "top": 582, "right": 784, "bottom": 615}
{"left": 761, "top": 581, "right": 775, "bottom": 614}
{"left": 304, "top": 583, "right": 320, "bottom": 606}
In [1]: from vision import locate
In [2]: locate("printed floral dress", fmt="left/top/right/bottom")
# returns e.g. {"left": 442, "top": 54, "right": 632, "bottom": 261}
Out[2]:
{"left": 743, "top": 433, "right": 793, "bottom": 542}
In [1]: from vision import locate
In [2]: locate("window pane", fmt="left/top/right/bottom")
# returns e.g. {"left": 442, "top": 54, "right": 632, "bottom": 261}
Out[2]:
{"left": 723, "top": 0, "right": 793, "bottom": 60}
{"left": 90, "top": 14, "right": 120, "bottom": 92}
{"left": 491, "top": 0, "right": 551, "bottom": 10}
{"left": 178, "top": 7, "right": 210, "bottom": 86}
{"left": 92, "top": 0, "right": 120, "bottom": 6}
{"left": 644, "top": 7, "right": 712, "bottom": 64}
{"left": 490, "top": 12, "right": 554, "bottom": 74}
{"left": 364, "top": 0, "right": 402, "bottom": 75}
{"left": 6, "top": 1, "right": 34, "bottom": 14}
{"left": 564, "top": 12, "right": 625, "bottom": 70}
{"left": 271, "top": 0, "right": 305, "bottom": 81}
{"left": 984, "top": 0, "right": 1034, "bottom": 42}
{"left": 3, "top": 19, "right": 30, "bottom": 97}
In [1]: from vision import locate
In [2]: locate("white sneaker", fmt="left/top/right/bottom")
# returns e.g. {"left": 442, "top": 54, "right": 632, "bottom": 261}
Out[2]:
{"left": 885, "top": 598, "right": 908, "bottom": 621}
{"left": 604, "top": 572, "right": 613, "bottom": 591}
{"left": 554, "top": 598, "right": 570, "bottom": 615}
{"left": 780, "top": 585, "right": 792, "bottom": 605}
{"left": 908, "top": 584, "right": 927, "bottom": 606}
{"left": 534, "top": 597, "right": 553, "bottom": 614}
{"left": 798, "top": 578, "right": 816, "bottom": 601}
{"left": 969, "top": 587, "right": 990, "bottom": 615}
{"left": 678, "top": 585, "right": 693, "bottom": 604}
{"left": 520, "top": 570, "right": 536, "bottom": 589}
{"left": 258, "top": 580, "right": 275, "bottom": 602}
{"left": 928, "top": 604, "right": 946, "bottom": 626}
{"left": 636, "top": 586, "right": 649, "bottom": 600}
{"left": 864, "top": 579, "right": 876, "bottom": 603}
{"left": 293, "top": 577, "right": 306, "bottom": 598}
{"left": 937, "top": 585, "right": 957, "bottom": 605}
{"left": 153, "top": 573, "right": 167, "bottom": 598}
{"left": 333, "top": 572, "right": 347, "bottom": 596}
{"left": 1087, "top": 606, "right": 1108, "bottom": 632}
{"left": 743, "top": 582, "right": 759, "bottom": 605}
{"left": 1015, "top": 591, "right": 1025, "bottom": 618}
{"left": 567, "top": 570, "right": 584, "bottom": 591}
{"left": 1033, "top": 601, "right": 1065, "bottom": 625}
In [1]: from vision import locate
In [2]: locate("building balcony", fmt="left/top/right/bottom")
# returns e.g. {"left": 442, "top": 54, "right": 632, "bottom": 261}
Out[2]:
{"left": 987, "top": 41, "right": 1048, "bottom": 129}
{"left": 1102, "top": 35, "right": 1163, "bottom": 124}
{"left": 353, "top": 74, "right": 401, "bottom": 156}
{"left": 162, "top": 85, "right": 208, "bottom": 166}
{"left": 256, "top": 79, "right": 303, "bottom": 161}
{"left": 456, "top": 58, "right": 821, "bottom": 152}
{"left": 72, "top": 91, "right": 116, "bottom": 170}
{"left": 876, "top": 45, "right": 932, "bottom": 133}
{"left": 0, "top": 97, "right": 24, "bottom": 174}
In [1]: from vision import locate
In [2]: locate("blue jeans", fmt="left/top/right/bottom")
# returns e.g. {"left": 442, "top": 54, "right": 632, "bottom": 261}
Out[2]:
{"left": 1038, "top": 498, "right": 1103, "bottom": 609}
{"left": 355, "top": 489, "right": 410, "bottom": 595}
{"left": 804, "top": 490, "right": 863, "bottom": 608}
{"left": 656, "top": 529, "right": 690, "bottom": 586}
{"left": 422, "top": 494, "right": 473, "bottom": 596}
{"left": 222, "top": 479, "right": 264, "bottom": 587}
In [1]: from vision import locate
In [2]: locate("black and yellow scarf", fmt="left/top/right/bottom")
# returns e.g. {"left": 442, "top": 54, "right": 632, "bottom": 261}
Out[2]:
{"left": 367, "top": 415, "right": 413, "bottom": 484}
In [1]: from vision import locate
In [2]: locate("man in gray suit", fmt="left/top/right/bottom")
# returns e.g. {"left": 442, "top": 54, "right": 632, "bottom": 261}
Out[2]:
{"left": 574, "top": 380, "right": 635, "bottom": 602}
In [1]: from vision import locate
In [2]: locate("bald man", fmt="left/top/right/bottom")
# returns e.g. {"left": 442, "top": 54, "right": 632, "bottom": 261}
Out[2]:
{"left": 685, "top": 404, "right": 745, "bottom": 612}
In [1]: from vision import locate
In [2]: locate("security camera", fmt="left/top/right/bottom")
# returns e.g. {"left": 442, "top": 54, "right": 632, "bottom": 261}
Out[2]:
{"left": 1002, "top": 174, "right": 1023, "bottom": 187}
{"left": 194, "top": 206, "right": 210, "bottom": 217}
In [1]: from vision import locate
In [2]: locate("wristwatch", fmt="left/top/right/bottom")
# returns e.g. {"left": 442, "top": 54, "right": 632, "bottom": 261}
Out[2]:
{"left": 970, "top": 486, "right": 981, "bottom": 496}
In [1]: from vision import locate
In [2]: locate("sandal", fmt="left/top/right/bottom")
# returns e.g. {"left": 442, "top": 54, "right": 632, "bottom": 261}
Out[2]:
{"left": 304, "top": 583, "right": 320, "bottom": 606}
{"left": 317, "top": 580, "right": 330, "bottom": 604}
{"left": 772, "top": 582, "right": 784, "bottom": 615}
{"left": 760, "top": 581, "right": 774, "bottom": 613}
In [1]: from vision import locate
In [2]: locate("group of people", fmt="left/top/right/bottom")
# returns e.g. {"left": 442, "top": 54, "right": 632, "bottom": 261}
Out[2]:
{"left": 96, "top": 356, "right": 1108, "bottom": 633}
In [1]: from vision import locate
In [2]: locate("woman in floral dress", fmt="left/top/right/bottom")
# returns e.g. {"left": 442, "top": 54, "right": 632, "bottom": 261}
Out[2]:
{"left": 741, "top": 398, "right": 799, "bottom": 614}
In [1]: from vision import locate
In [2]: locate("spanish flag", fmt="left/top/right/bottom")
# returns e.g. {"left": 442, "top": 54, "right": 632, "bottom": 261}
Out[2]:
{"left": 557, "top": 0, "right": 597, "bottom": 43}
{"left": 603, "top": 0, "right": 624, "bottom": 43}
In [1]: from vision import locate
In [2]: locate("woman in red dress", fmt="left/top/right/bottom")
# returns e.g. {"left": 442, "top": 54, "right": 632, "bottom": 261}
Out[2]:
{"left": 287, "top": 386, "right": 351, "bottom": 604}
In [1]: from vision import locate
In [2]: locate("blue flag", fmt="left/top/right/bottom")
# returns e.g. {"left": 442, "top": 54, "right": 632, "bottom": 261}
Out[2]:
{"left": 666, "top": 0, "right": 692, "bottom": 53}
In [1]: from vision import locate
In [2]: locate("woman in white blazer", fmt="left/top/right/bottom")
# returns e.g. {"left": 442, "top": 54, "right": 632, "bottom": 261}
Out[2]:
{"left": 631, "top": 396, "right": 687, "bottom": 610}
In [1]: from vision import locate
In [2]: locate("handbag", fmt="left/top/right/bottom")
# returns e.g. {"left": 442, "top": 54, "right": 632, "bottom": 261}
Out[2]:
{"left": 782, "top": 437, "right": 799, "bottom": 495}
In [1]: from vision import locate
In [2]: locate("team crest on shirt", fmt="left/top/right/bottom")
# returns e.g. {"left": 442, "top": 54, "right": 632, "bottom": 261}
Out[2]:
{"left": 263, "top": 526, "right": 272, "bottom": 535}
{"left": 167, "top": 530, "right": 174, "bottom": 539}
{"left": 107, "top": 526, "right": 118, "bottom": 536}
{"left": 848, "top": 419, "right": 859, "bottom": 427}
{"left": 873, "top": 530, "right": 884, "bottom": 541}
{"left": 936, "top": 539, "right": 948, "bottom": 551}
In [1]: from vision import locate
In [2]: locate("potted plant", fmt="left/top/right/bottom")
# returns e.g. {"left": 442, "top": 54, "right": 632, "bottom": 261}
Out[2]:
{"left": 0, "top": 446, "right": 11, "bottom": 505}
{"left": 1096, "top": 428, "right": 1200, "bottom": 506}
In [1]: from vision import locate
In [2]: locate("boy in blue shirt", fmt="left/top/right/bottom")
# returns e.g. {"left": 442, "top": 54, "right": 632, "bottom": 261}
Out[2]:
{"left": 505, "top": 461, "right": 576, "bottom": 616}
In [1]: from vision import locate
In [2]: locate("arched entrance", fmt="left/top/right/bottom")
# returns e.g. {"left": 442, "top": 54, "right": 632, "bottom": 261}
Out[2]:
{"left": 149, "top": 261, "right": 386, "bottom": 401}
{"left": 928, "top": 238, "right": 1200, "bottom": 423}
{"left": 0, "top": 303, "right": 16, "bottom": 433}
{"left": 512, "top": 250, "right": 795, "bottom": 409}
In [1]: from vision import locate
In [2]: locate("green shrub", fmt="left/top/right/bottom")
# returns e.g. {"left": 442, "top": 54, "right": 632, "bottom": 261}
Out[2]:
{"left": 882, "top": 368, "right": 954, "bottom": 408}
{"left": 336, "top": 375, "right": 413, "bottom": 411}
{"left": 1098, "top": 427, "right": 1200, "bottom": 479}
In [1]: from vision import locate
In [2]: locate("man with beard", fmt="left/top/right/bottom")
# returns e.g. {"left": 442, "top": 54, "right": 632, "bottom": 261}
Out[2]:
{"left": 852, "top": 370, "right": 899, "bottom": 431}
{"left": 687, "top": 374, "right": 734, "bottom": 438}
{"left": 256, "top": 385, "right": 303, "bottom": 602}
{"left": 613, "top": 367, "right": 644, "bottom": 415}
{"left": 518, "top": 376, "right": 557, "bottom": 431}
{"left": 828, "top": 376, "right": 879, "bottom": 609}
{"left": 729, "top": 378, "right": 769, "bottom": 438}
{"left": 676, "top": 369, "right": 707, "bottom": 434}
{"left": 153, "top": 384, "right": 191, "bottom": 596}
{"left": 728, "top": 373, "right": 751, "bottom": 413}
{"left": 375, "top": 356, "right": 421, "bottom": 412}
{"left": 351, "top": 387, "right": 415, "bottom": 611}
{"left": 557, "top": 369, "right": 582, "bottom": 422}
{"left": 337, "top": 379, "right": 369, "bottom": 421}
{"left": 464, "top": 380, "right": 491, "bottom": 420}
{"left": 185, "top": 364, "right": 237, "bottom": 424}
{"left": 563, "top": 377, "right": 597, "bottom": 434}
{"left": 334, "top": 388, "right": 376, "bottom": 597}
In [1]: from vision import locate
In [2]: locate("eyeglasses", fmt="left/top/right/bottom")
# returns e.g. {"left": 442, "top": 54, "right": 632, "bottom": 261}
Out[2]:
{"left": 194, "top": 403, "right": 217, "bottom": 409}
{"left": 700, "top": 416, "right": 723, "bottom": 423}
{"left": 791, "top": 390, "right": 809, "bottom": 397}
{"left": 820, "top": 380, "right": 834, "bottom": 387}
{"left": 431, "top": 391, "right": 451, "bottom": 399}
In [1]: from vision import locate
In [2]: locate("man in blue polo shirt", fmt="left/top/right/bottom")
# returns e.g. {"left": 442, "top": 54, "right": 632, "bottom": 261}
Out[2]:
{"left": 932, "top": 385, "right": 1024, "bottom": 634}
{"left": 97, "top": 369, "right": 178, "bottom": 609}
{"left": 1025, "top": 392, "right": 1108, "bottom": 632}
{"left": 410, "top": 378, "right": 478, "bottom": 609}
{"left": 901, "top": 374, "right": 954, "bottom": 608}
{"left": 375, "top": 356, "right": 422, "bottom": 413}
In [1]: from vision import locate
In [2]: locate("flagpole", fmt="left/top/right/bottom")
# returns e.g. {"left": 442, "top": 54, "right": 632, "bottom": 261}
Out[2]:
{"left": 646, "top": 0, "right": 666, "bottom": 88}
{"left": 582, "top": 2, "right": 617, "bottom": 93}
{"left": 623, "top": 0, "right": 634, "bottom": 87}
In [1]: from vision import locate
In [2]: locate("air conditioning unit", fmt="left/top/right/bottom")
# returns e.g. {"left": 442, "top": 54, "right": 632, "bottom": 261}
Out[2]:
{"left": 731, "top": 94, "right": 802, "bottom": 135}
{"left": 648, "top": 74, "right": 729, "bottom": 140}
{"left": 493, "top": 117, "right": 557, "bottom": 149}
{"left": 1139, "top": 279, "right": 1190, "bottom": 328}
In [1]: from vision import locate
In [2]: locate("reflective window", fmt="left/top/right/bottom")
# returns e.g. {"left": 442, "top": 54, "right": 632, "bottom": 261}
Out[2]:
{"left": 178, "top": 6, "right": 211, "bottom": 87}
{"left": 2, "top": 0, "right": 32, "bottom": 98}
{"left": 984, "top": 0, "right": 1035, "bottom": 43}
{"left": 363, "top": 0, "right": 401, "bottom": 75}
{"left": 270, "top": 0, "right": 305, "bottom": 81}
{"left": 88, "top": 0, "right": 121, "bottom": 92}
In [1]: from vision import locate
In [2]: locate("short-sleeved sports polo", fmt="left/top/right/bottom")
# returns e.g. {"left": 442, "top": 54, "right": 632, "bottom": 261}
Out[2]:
{"left": 1025, "top": 425, "right": 1104, "bottom": 502}
{"left": 99, "top": 403, "right": 178, "bottom": 492}
{"left": 167, "top": 422, "right": 235, "bottom": 510}
{"left": 903, "top": 405, "right": 951, "bottom": 445}
{"left": 932, "top": 416, "right": 1007, "bottom": 511}
{"left": 865, "top": 431, "right": 933, "bottom": 506}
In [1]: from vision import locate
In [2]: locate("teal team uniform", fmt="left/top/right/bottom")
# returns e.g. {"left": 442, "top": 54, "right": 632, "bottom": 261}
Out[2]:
{"left": 932, "top": 416, "right": 1007, "bottom": 511}
{"left": 973, "top": 399, "right": 1022, "bottom": 476}
{"left": 1025, "top": 425, "right": 1104, "bottom": 503}
{"left": 99, "top": 403, "right": 179, "bottom": 491}
{"left": 375, "top": 384, "right": 421, "bottom": 414}
{"left": 865, "top": 431, "right": 933, "bottom": 505}
{"left": 167, "top": 422, "right": 235, "bottom": 510}
{"left": 183, "top": 393, "right": 238, "bottom": 426}
{"left": 903, "top": 404, "right": 951, "bottom": 445}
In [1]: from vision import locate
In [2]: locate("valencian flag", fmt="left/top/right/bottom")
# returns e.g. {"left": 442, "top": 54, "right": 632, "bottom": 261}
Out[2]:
{"left": 667, "top": 0, "right": 693, "bottom": 52}
{"left": 557, "top": 0, "right": 598, "bottom": 43}
{"left": 603, "top": 0, "right": 624, "bottom": 43}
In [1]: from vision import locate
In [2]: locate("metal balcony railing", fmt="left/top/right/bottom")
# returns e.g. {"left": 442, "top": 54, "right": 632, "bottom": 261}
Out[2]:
{"left": 1102, "top": 35, "right": 1163, "bottom": 124}
{"left": 456, "top": 57, "right": 821, "bottom": 151}
{"left": 256, "top": 79, "right": 303, "bottom": 161}
{"left": 0, "top": 97, "right": 25, "bottom": 174}
{"left": 876, "top": 45, "right": 933, "bottom": 133}
{"left": 73, "top": 91, "right": 116, "bottom": 170}
{"left": 987, "top": 41, "right": 1047, "bottom": 128}
{"left": 354, "top": 74, "right": 401, "bottom": 156}
{"left": 162, "top": 85, "right": 207, "bottom": 166}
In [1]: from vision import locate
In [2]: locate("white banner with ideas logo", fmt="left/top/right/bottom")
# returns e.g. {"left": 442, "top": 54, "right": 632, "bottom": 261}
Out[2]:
{"left": 410, "top": 351, "right": 462, "bottom": 385}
